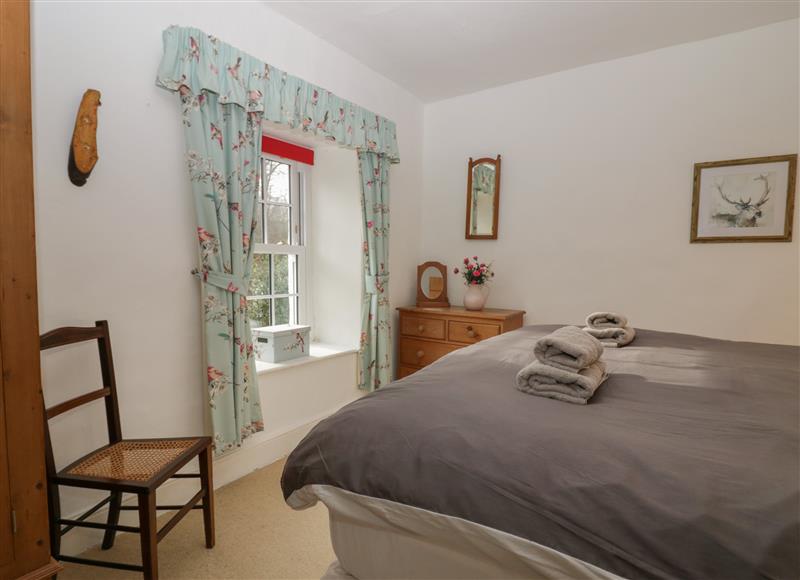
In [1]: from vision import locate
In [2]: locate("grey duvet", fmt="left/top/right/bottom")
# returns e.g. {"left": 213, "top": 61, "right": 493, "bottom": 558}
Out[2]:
{"left": 281, "top": 326, "right": 799, "bottom": 580}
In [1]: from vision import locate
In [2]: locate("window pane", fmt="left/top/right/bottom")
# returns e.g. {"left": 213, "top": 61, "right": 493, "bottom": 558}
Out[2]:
{"left": 266, "top": 204, "right": 290, "bottom": 245}
{"left": 249, "top": 254, "right": 270, "bottom": 296}
{"left": 272, "top": 254, "right": 289, "bottom": 294}
{"left": 274, "top": 297, "right": 290, "bottom": 325}
{"left": 253, "top": 203, "right": 264, "bottom": 244}
{"left": 248, "top": 299, "right": 271, "bottom": 328}
{"left": 263, "top": 160, "right": 290, "bottom": 204}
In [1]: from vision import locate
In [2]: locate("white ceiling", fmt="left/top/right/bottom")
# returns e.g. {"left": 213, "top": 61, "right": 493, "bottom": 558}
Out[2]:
{"left": 266, "top": 1, "right": 798, "bottom": 103}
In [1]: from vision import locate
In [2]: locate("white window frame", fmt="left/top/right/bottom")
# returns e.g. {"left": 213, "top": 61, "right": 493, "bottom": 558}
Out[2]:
{"left": 249, "top": 153, "right": 311, "bottom": 327}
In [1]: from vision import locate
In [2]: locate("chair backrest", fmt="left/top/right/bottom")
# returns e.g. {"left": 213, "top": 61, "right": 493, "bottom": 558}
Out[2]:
{"left": 39, "top": 320, "right": 123, "bottom": 454}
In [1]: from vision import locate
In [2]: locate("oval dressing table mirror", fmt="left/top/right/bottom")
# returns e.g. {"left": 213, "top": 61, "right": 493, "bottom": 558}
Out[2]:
{"left": 465, "top": 155, "right": 501, "bottom": 239}
{"left": 416, "top": 262, "right": 449, "bottom": 308}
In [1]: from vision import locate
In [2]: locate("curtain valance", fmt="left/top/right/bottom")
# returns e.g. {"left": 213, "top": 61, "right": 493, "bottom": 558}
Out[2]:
{"left": 156, "top": 26, "right": 400, "bottom": 162}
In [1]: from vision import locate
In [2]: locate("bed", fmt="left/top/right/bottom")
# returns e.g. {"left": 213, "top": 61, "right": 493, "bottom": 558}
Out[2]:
{"left": 281, "top": 325, "right": 799, "bottom": 579}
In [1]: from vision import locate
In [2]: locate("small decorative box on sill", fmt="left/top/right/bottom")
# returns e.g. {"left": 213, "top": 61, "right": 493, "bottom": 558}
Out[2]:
{"left": 253, "top": 324, "right": 311, "bottom": 363}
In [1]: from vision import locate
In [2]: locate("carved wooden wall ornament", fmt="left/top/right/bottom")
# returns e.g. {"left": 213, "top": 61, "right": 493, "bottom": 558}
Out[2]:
{"left": 68, "top": 89, "right": 101, "bottom": 186}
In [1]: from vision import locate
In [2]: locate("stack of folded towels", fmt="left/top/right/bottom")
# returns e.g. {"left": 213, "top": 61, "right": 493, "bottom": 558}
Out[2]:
{"left": 583, "top": 312, "right": 636, "bottom": 347}
{"left": 516, "top": 326, "right": 608, "bottom": 405}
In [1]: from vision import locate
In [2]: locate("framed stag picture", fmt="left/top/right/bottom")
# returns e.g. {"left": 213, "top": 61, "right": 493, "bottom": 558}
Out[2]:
{"left": 691, "top": 154, "right": 796, "bottom": 243}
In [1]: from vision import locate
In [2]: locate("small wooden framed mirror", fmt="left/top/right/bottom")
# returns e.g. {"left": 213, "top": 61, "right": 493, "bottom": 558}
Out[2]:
{"left": 416, "top": 262, "right": 449, "bottom": 308}
{"left": 465, "top": 155, "right": 501, "bottom": 240}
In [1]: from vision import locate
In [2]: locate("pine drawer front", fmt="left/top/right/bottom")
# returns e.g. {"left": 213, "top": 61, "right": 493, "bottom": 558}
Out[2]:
{"left": 400, "top": 316, "right": 446, "bottom": 340}
{"left": 397, "top": 365, "right": 419, "bottom": 379}
{"left": 399, "top": 338, "right": 459, "bottom": 367}
{"left": 448, "top": 321, "right": 500, "bottom": 344}
{"left": 395, "top": 306, "right": 525, "bottom": 381}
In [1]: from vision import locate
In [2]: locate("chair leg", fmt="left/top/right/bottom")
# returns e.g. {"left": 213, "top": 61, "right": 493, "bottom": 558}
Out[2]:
{"left": 138, "top": 491, "right": 158, "bottom": 580}
{"left": 47, "top": 480, "right": 61, "bottom": 558}
{"left": 199, "top": 446, "right": 215, "bottom": 549}
{"left": 101, "top": 490, "right": 123, "bottom": 550}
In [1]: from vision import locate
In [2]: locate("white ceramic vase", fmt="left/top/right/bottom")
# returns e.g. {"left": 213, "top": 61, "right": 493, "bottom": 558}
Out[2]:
{"left": 463, "top": 284, "right": 488, "bottom": 311}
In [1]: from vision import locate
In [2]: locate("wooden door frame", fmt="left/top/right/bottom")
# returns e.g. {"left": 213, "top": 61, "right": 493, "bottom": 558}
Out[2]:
{"left": 0, "top": 1, "right": 60, "bottom": 578}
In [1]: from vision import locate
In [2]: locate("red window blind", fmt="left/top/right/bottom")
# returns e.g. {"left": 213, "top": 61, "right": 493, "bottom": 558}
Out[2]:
{"left": 261, "top": 135, "right": 314, "bottom": 165}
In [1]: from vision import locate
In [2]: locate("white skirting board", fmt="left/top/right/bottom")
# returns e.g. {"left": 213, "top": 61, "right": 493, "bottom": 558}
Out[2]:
{"left": 58, "top": 404, "right": 348, "bottom": 556}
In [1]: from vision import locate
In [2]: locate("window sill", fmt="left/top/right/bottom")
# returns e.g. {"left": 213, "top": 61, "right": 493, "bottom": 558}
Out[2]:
{"left": 255, "top": 342, "right": 358, "bottom": 376}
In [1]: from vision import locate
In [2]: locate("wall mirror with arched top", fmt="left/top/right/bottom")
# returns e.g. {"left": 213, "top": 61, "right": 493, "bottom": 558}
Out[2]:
{"left": 466, "top": 155, "right": 501, "bottom": 239}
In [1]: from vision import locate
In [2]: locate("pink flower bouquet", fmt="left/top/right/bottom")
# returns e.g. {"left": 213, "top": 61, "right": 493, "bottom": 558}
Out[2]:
{"left": 453, "top": 256, "right": 494, "bottom": 286}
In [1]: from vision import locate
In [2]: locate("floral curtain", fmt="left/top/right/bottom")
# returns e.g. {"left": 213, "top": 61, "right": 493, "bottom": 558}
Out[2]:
{"left": 157, "top": 26, "right": 401, "bottom": 441}
{"left": 179, "top": 88, "right": 264, "bottom": 453}
{"left": 358, "top": 151, "right": 392, "bottom": 391}
{"left": 157, "top": 27, "right": 400, "bottom": 162}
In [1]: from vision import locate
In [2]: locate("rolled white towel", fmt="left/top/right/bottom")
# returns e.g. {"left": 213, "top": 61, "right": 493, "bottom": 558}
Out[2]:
{"left": 516, "top": 360, "right": 608, "bottom": 405}
{"left": 583, "top": 326, "right": 636, "bottom": 347}
{"left": 586, "top": 312, "right": 629, "bottom": 329}
{"left": 533, "top": 326, "right": 604, "bottom": 372}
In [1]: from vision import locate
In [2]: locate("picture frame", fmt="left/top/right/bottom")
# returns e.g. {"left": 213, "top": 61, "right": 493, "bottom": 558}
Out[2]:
{"left": 690, "top": 154, "right": 796, "bottom": 243}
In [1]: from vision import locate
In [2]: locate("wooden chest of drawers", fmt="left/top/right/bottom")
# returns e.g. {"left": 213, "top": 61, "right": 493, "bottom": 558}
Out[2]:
{"left": 396, "top": 306, "right": 525, "bottom": 379}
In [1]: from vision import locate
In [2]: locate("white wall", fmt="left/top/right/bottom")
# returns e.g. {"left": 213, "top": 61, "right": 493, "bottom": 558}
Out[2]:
{"left": 31, "top": 0, "right": 423, "bottom": 545}
{"left": 421, "top": 20, "right": 800, "bottom": 345}
{"left": 310, "top": 147, "right": 362, "bottom": 347}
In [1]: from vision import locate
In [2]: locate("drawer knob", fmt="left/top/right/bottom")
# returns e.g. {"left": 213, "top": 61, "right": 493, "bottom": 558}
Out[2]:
{"left": 466, "top": 326, "right": 476, "bottom": 338}
{"left": 416, "top": 350, "right": 425, "bottom": 359}
{"left": 418, "top": 324, "right": 425, "bottom": 333}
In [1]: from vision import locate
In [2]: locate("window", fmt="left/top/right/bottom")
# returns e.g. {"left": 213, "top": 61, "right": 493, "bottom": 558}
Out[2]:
{"left": 248, "top": 155, "right": 308, "bottom": 328}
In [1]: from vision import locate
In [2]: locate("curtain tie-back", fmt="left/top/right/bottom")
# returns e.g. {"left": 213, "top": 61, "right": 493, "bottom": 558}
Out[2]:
{"left": 191, "top": 269, "right": 249, "bottom": 296}
{"left": 365, "top": 273, "right": 389, "bottom": 295}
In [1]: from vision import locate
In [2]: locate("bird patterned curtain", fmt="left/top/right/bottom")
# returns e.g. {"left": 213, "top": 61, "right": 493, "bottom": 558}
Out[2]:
{"left": 358, "top": 151, "right": 392, "bottom": 391}
{"left": 180, "top": 89, "right": 264, "bottom": 454}
{"left": 157, "top": 27, "right": 400, "bottom": 448}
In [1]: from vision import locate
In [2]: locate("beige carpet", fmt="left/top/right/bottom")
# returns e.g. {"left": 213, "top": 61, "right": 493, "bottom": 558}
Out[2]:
{"left": 59, "top": 458, "right": 335, "bottom": 579}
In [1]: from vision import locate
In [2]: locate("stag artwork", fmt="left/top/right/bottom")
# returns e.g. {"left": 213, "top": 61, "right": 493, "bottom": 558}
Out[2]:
{"left": 711, "top": 174, "right": 772, "bottom": 228}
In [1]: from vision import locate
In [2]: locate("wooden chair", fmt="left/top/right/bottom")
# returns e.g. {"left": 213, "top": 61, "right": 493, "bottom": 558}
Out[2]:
{"left": 40, "top": 320, "right": 214, "bottom": 579}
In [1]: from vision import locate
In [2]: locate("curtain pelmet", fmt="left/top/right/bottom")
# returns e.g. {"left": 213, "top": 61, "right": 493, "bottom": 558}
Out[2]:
{"left": 157, "top": 26, "right": 400, "bottom": 162}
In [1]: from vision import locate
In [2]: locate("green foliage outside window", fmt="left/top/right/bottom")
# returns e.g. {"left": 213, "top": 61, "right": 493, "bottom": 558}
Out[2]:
{"left": 248, "top": 158, "right": 297, "bottom": 329}
{"left": 248, "top": 253, "right": 292, "bottom": 328}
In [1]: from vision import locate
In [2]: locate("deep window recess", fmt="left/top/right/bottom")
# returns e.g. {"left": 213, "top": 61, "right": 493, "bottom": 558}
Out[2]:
{"left": 248, "top": 155, "right": 307, "bottom": 327}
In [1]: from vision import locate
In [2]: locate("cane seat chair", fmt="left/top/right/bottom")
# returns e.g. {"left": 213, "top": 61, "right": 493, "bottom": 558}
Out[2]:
{"left": 40, "top": 320, "right": 215, "bottom": 579}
